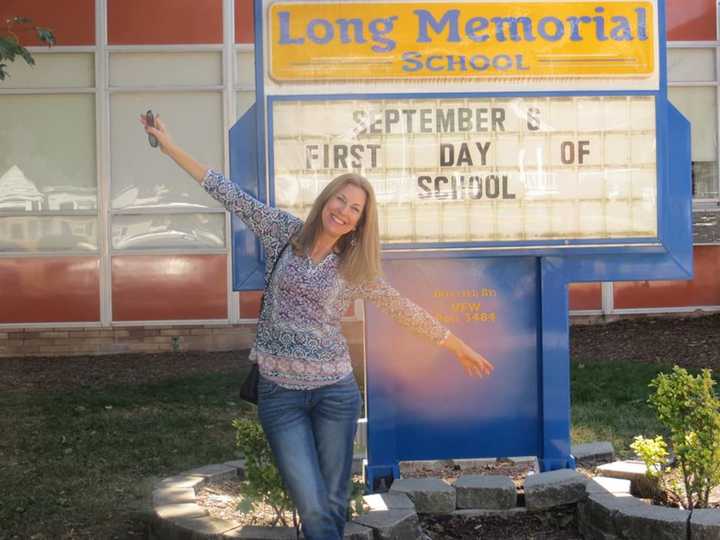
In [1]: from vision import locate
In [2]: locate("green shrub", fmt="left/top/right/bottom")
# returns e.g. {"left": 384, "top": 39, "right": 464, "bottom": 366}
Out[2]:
{"left": 641, "top": 366, "right": 720, "bottom": 509}
{"left": 231, "top": 418, "right": 296, "bottom": 526}
{"left": 630, "top": 435, "right": 668, "bottom": 480}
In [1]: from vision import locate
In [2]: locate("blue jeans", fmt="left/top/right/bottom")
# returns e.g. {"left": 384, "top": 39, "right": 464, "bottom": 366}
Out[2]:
{"left": 258, "top": 374, "right": 362, "bottom": 540}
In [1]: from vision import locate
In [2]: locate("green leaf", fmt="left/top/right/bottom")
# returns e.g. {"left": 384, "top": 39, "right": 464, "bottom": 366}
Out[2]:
{"left": 18, "top": 46, "right": 34, "bottom": 66}
{"left": 36, "top": 28, "right": 56, "bottom": 46}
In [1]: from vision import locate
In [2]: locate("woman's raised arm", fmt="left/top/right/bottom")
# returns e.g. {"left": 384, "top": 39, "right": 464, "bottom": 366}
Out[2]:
{"left": 140, "top": 114, "right": 207, "bottom": 183}
{"left": 140, "top": 114, "right": 301, "bottom": 250}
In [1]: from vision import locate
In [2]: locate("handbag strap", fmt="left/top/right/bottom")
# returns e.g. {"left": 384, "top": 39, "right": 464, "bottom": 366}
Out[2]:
{"left": 258, "top": 239, "right": 291, "bottom": 316}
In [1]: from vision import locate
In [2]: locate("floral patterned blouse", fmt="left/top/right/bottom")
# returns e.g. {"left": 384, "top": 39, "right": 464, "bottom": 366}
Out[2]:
{"left": 202, "top": 170, "right": 449, "bottom": 390}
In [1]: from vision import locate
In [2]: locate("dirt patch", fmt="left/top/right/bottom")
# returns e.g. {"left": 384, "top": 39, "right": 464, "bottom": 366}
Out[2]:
{"left": 421, "top": 505, "right": 582, "bottom": 540}
{"left": 0, "top": 350, "right": 251, "bottom": 393}
{"left": 2, "top": 312, "right": 718, "bottom": 394}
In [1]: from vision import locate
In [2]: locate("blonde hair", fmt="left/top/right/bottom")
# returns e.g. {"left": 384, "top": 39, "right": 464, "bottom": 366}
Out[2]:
{"left": 292, "top": 173, "right": 381, "bottom": 284}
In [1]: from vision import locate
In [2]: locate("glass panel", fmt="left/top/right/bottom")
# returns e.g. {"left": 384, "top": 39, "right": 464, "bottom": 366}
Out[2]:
{"left": 669, "top": 87, "right": 718, "bottom": 198}
{"left": 110, "top": 92, "right": 223, "bottom": 209}
{"left": 693, "top": 162, "right": 719, "bottom": 199}
{"left": 235, "top": 50, "right": 255, "bottom": 89}
{"left": 0, "top": 216, "right": 97, "bottom": 252}
{"left": 237, "top": 91, "right": 255, "bottom": 118}
{"left": 112, "top": 213, "right": 225, "bottom": 250}
{"left": 1, "top": 53, "right": 94, "bottom": 88}
{"left": 0, "top": 95, "right": 97, "bottom": 212}
{"left": 109, "top": 52, "right": 222, "bottom": 87}
{"left": 271, "top": 96, "right": 658, "bottom": 243}
{"left": 668, "top": 48, "right": 715, "bottom": 82}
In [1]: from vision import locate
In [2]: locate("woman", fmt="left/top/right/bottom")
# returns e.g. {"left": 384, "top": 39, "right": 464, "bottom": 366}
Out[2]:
{"left": 141, "top": 115, "right": 494, "bottom": 540}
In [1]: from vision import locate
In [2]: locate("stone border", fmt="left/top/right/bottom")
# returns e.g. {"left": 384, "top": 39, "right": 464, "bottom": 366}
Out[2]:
{"left": 579, "top": 460, "right": 720, "bottom": 540}
{"left": 150, "top": 451, "right": 720, "bottom": 540}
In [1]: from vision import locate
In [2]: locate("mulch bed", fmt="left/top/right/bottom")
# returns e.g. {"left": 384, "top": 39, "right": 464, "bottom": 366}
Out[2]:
{"left": 2, "top": 313, "right": 718, "bottom": 394}
{"left": 570, "top": 312, "right": 720, "bottom": 370}
{"left": 0, "top": 350, "right": 251, "bottom": 393}
{"left": 421, "top": 505, "right": 582, "bottom": 540}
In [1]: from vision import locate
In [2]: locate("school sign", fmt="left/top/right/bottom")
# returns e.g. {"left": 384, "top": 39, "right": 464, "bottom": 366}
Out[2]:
{"left": 228, "top": 0, "right": 691, "bottom": 485}
{"left": 270, "top": 1, "right": 655, "bottom": 80}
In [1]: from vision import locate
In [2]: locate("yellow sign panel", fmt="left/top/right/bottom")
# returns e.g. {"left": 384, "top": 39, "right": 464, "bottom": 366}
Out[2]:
{"left": 269, "top": 1, "right": 655, "bottom": 81}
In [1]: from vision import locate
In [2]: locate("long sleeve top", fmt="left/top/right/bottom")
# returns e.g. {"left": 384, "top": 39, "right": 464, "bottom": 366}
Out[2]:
{"left": 202, "top": 170, "right": 449, "bottom": 389}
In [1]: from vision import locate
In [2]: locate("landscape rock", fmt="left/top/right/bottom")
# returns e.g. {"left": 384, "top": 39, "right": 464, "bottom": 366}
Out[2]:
{"left": 390, "top": 477, "right": 455, "bottom": 514}
{"left": 454, "top": 474, "right": 516, "bottom": 509}
{"left": 524, "top": 469, "right": 588, "bottom": 511}
{"left": 353, "top": 508, "right": 420, "bottom": 540}
{"left": 596, "top": 460, "right": 657, "bottom": 498}
{"left": 691, "top": 508, "right": 720, "bottom": 540}
{"left": 614, "top": 500, "right": 690, "bottom": 540}
{"left": 572, "top": 441, "right": 615, "bottom": 466}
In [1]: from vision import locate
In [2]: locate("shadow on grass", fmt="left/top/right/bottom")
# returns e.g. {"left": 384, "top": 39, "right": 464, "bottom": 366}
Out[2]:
{"left": 0, "top": 367, "right": 256, "bottom": 539}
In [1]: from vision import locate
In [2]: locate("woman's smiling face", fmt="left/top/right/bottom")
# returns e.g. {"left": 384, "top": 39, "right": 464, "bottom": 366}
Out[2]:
{"left": 321, "top": 183, "right": 367, "bottom": 241}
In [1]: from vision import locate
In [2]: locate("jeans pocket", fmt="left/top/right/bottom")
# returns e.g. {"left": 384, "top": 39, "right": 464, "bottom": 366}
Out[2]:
{"left": 258, "top": 376, "right": 282, "bottom": 396}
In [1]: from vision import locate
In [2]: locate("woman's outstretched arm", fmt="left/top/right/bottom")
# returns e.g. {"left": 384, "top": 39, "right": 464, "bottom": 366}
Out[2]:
{"left": 140, "top": 114, "right": 301, "bottom": 250}
{"left": 355, "top": 278, "right": 494, "bottom": 378}
{"left": 140, "top": 114, "right": 207, "bottom": 182}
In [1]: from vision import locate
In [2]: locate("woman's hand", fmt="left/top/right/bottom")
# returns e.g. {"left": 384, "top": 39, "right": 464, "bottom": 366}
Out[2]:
{"left": 441, "top": 333, "right": 494, "bottom": 377}
{"left": 138, "top": 114, "right": 208, "bottom": 183}
{"left": 139, "top": 113, "right": 172, "bottom": 154}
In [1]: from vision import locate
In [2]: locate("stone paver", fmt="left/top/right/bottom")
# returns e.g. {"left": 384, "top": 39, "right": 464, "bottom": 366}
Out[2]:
{"left": 595, "top": 460, "right": 657, "bottom": 498}
{"left": 390, "top": 477, "right": 455, "bottom": 514}
{"left": 572, "top": 441, "right": 615, "bottom": 466}
{"left": 343, "top": 521, "right": 374, "bottom": 540}
{"left": 577, "top": 492, "right": 645, "bottom": 538}
{"left": 225, "top": 525, "right": 298, "bottom": 539}
{"left": 187, "top": 463, "right": 238, "bottom": 483}
{"left": 691, "top": 508, "right": 720, "bottom": 540}
{"left": 172, "top": 515, "right": 240, "bottom": 537}
{"left": 152, "top": 486, "right": 197, "bottom": 507}
{"left": 585, "top": 476, "right": 632, "bottom": 496}
{"left": 154, "top": 501, "right": 208, "bottom": 521}
{"left": 353, "top": 508, "right": 420, "bottom": 540}
{"left": 454, "top": 474, "right": 516, "bottom": 509}
{"left": 614, "top": 500, "right": 689, "bottom": 540}
{"left": 523, "top": 469, "right": 588, "bottom": 511}
{"left": 364, "top": 492, "right": 415, "bottom": 511}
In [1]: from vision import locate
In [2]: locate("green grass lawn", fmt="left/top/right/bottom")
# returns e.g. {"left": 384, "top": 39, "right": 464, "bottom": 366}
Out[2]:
{"left": 570, "top": 360, "right": 670, "bottom": 459}
{"left": 0, "top": 360, "right": 687, "bottom": 538}
{"left": 0, "top": 367, "right": 256, "bottom": 539}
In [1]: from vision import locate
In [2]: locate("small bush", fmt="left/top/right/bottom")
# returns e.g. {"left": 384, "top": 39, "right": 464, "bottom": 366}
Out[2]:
{"left": 231, "top": 418, "right": 296, "bottom": 526}
{"left": 636, "top": 366, "right": 720, "bottom": 509}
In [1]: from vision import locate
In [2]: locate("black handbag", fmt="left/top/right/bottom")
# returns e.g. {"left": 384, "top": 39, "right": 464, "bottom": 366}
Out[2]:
{"left": 239, "top": 241, "right": 290, "bottom": 404}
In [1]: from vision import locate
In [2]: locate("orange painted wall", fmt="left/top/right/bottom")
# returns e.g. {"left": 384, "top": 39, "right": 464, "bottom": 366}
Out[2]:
{"left": 107, "top": 0, "right": 222, "bottom": 45}
{"left": 112, "top": 255, "right": 227, "bottom": 321}
{"left": 568, "top": 283, "right": 602, "bottom": 311}
{"left": 0, "top": 0, "right": 94, "bottom": 46}
{"left": 614, "top": 246, "right": 720, "bottom": 309}
{"left": 0, "top": 258, "right": 100, "bottom": 323}
{"left": 667, "top": 0, "right": 716, "bottom": 41}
